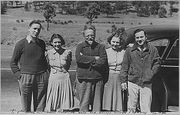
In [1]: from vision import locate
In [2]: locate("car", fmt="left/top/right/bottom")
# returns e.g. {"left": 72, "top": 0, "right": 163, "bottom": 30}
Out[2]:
{"left": 124, "top": 25, "right": 179, "bottom": 112}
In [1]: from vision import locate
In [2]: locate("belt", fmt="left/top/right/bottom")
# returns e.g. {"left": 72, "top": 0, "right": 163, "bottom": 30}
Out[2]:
{"left": 109, "top": 69, "right": 121, "bottom": 73}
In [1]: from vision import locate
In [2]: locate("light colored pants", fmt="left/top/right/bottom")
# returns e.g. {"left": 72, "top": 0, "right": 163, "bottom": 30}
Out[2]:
{"left": 128, "top": 81, "right": 152, "bottom": 112}
{"left": 77, "top": 79, "right": 104, "bottom": 112}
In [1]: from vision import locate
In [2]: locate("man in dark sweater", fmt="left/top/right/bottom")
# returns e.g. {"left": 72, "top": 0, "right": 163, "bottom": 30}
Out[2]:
{"left": 10, "top": 20, "right": 49, "bottom": 112}
{"left": 75, "top": 24, "right": 108, "bottom": 112}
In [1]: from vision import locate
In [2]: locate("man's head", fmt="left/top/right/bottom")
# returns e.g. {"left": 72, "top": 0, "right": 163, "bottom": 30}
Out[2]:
{"left": 134, "top": 29, "right": 147, "bottom": 47}
{"left": 83, "top": 25, "right": 96, "bottom": 45}
{"left": 28, "top": 20, "right": 42, "bottom": 38}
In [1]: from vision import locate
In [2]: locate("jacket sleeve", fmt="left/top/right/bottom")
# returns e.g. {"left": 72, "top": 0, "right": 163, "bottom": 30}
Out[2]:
{"left": 64, "top": 50, "right": 72, "bottom": 71}
{"left": 120, "top": 48, "right": 130, "bottom": 83}
{"left": 10, "top": 42, "right": 23, "bottom": 78}
{"left": 91, "top": 45, "right": 107, "bottom": 68}
{"left": 45, "top": 51, "right": 51, "bottom": 72}
{"left": 75, "top": 44, "right": 95, "bottom": 64}
{"left": 151, "top": 47, "right": 161, "bottom": 76}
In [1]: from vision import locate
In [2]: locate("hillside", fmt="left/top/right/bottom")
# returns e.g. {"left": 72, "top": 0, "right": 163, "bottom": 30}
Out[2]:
{"left": 1, "top": 7, "right": 179, "bottom": 59}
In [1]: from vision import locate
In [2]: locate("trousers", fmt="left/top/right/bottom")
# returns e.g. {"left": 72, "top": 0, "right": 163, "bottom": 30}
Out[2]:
{"left": 77, "top": 79, "right": 104, "bottom": 112}
{"left": 128, "top": 81, "right": 152, "bottom": 112}
{"left": 18, "top": 71, "right": 49, "bottom": 112}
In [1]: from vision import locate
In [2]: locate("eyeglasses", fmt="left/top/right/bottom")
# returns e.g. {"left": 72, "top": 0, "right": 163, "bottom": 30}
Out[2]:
{"left": 85, "top": 35, "right": 95, "bottom": 39}
{"left": 135, "top": 36, "right": 145, "bottom": 39}
{"left": 53, "top": 41, "right": 61, "bottom": 43}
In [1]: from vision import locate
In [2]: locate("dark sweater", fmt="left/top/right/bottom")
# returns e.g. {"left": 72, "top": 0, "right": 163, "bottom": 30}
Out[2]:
{"left": 75, "top": 41, "right": 108, "bottom": 80}
{"left": 10, "top": 38, "right": 48, "bottom": 77}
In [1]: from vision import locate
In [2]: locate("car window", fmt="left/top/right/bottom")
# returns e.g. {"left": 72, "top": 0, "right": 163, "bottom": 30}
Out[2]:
{"left": 167, "top": 39, "right": 179, "bottom": 60}
{"left": 149, "top": 39, "right": 169, "bottom": 57}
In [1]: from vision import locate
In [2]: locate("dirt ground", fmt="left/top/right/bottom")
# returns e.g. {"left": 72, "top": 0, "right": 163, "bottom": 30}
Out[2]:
{"left": 1, "top": 7, "right": 179, "bottom": 113}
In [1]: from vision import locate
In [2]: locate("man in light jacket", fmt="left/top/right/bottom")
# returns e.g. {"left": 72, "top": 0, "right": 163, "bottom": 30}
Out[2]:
{"left": 121, "top": 29, "right": 161, "bottom": 113}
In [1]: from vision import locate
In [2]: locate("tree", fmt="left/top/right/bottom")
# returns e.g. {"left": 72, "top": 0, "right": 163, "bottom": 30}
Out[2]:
{"left": 76, "top": 1, "right": 90, "bottom": 15}
{"left": 1, "top": 1, "right": 7, "bottom": 14}
{"left": 24, "top": 2, "right": 30, "bottom": 11}
{"left": 84, "top": 3, "right": 100, "bottom": 24}
{"left": 158, "top": 6, "right": 167, "bottom": 18}
{"left": 149, "top": 1, "right": 160, "bottom": 15}
{"left": 169, "top": 1, "right": 176, "bottom": 17}
{"left": 133, "top": 1, "right": 150, "bottom": 17}
{"left": 115, "top": 1, "right": 129, "bottom": 14}
{"left": 99, "top": 1, "right": 115, "bottom": 17}
{"left": 43, "top": 3, "right": 56, "bottom": 31}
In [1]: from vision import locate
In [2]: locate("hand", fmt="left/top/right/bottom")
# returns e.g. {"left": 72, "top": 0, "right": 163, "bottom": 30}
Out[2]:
{"left": 17, "top": 75, "right": 21, "bottom": 81}
{"left": 94, "top": 56, "right": 100, "bottom": 60}
{"left": 121, "top": 83, "right": 127, "bottom": 91}
{"left": 62, "top": 68, "right": 67, "bottom": 73}
{"left": 15, "top": 71, "right": 21, "bottom": 80}
{"left": 57, "top": 68, "right": 67, "bottom": 73}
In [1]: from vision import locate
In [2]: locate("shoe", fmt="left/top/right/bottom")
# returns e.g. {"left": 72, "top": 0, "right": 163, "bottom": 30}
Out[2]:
{"left": 127, "top": 108, "right": 136, "bottom": 113}
{"left": 56, "top": 109, "right": 63, "bottom": 113}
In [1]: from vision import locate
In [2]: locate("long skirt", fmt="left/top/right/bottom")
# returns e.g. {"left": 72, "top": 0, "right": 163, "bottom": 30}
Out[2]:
{"left": 102, "top": 71, "right": 123, "bottom": 112}
{"left": 45, "top": 72, "right": 74, "bottom": 112}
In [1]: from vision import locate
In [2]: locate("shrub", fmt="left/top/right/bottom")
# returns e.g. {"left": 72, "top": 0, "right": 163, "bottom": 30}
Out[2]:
{"left": 16, "top": 20, "right": 20, "bottom": 23}
{"left": 68, "top": 20, "right": 73, "bottom": 23}
{"left": 12, "top": 27, "right": 17, "bottom": 31}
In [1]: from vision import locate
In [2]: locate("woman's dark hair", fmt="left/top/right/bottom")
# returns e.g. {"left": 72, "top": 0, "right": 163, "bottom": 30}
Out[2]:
{"left": 107, "top": 27, "right": 126, "bottom": 48}
{"left": 133, "top": 28, "right": 147, "bottom": 38}
{"left": 29, "top": 20, "right": 42, "bottom": 29}
{"left": 49, "top": 34, "right": 65, "bottom": 45}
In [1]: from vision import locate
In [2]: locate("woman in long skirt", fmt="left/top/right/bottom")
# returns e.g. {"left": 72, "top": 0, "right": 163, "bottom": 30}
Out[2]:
{"left": 103, "top": 28, "right": 126, "bottom": 112}
{"left": 45, "top": 34, "right": 74, "bottom": 112}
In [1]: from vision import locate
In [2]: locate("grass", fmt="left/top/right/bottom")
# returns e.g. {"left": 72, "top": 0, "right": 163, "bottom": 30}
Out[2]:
{"left": 1, "top": 8, "right": 178, "bottom": 47}
{"left": 1, "top": 8, "right": 178, "bottom": 66}
{"left": 1, "top": 7, "right": 178, "bottom": 67}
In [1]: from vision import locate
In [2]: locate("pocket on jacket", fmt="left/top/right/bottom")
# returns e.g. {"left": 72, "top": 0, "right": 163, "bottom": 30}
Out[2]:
{"left": 129, "top": 66, "right": 138, "bottom": 75}
{"left": 144, "top": 69, "right": 153, "bottom": 82}
{"left": 49, "top": 56, "right": 55, "bottom": 61}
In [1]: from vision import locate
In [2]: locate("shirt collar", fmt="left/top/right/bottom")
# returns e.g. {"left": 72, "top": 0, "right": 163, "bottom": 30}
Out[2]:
{"left": 52, "top": 47, "right": 65, "bottom": 55}
{"left": 110, "top": 47, "right": 124, "bottom": 52}
{"left": 131, "top": 42, "right": 149, "bottom": 52}
{"left": 83, "top": 41, "right": 98, "bottom": 48}
{"left": 26, "top": 36, "right": 36, "bottom": 43}
{"left": 52, "top": 48, "right": 57, "bottom": 54}
{"left": 84, "top": 41, "right": 93, "bottom": 46}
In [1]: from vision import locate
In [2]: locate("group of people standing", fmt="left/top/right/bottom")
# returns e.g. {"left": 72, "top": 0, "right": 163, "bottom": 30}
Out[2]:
{"left": 10, "top": 20, "right": 160, "bottom": 113}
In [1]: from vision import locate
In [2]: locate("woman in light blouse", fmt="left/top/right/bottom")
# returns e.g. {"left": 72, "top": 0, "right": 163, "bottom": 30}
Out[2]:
{"left": 45, "top": 34, "right": 74, "bottom": 112}
{"left": 102, "top": 28, "right": 126, "bottom": 112}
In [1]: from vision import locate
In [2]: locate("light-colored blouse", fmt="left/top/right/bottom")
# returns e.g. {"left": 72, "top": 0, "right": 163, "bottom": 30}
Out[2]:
{"left": 106, "top": 48, "right": 125, "bottom": 73}
{"left": 47, "top": 48, "right": 72, "bottom": 74}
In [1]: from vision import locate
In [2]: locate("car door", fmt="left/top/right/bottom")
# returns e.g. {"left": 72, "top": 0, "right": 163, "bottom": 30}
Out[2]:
{"left": 150, "top": 38, "right": 179, "bottom": 112}
{"left": 162, "top": 39, "right": 179, "bottom": 106}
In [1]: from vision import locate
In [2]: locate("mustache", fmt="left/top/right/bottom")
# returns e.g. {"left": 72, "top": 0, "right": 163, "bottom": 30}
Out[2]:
{"left": 137, "top": 40, "right": 143, "bottom": 43}
{"left": 86, "top": 38, "right": 94, "bottom": 41}
{"left": 54, "top": 45, "right": 61, "bottom": 47}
